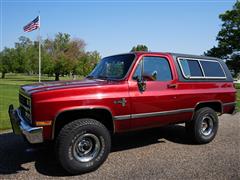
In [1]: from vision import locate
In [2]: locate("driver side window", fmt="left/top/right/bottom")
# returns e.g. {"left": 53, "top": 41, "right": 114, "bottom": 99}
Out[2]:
{"left": 133, "top": 60, "right": 142, "bottom": 80}
{"left": 133, "top": 56, "right": 172, "bottom": 81}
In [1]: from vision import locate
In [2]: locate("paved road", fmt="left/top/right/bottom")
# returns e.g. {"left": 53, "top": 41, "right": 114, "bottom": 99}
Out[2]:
{"left": 0, "top": 114, "right": 239, "bottom": 180}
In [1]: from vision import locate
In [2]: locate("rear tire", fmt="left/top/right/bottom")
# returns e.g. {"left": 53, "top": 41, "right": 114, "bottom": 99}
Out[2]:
{"left": 185, "top": 107, "right": 218, "bottom": 144}
{"left": 55, "top": 118, "right": 111, "bottom": 175}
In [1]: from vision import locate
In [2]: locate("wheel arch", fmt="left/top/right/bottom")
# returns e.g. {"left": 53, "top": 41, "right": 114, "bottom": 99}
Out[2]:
{"left": 52, "top": 107, "right": 115, "bottom": 140}
{"left": 192, "top": 100, "right": 223, "bottom": 120}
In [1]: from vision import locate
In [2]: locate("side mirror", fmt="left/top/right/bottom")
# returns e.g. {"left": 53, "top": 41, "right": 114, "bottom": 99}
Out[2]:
{"left": 133, "top": 75, "right": 140, "bottom": 81}
{"left": 142, "top": 73, "right": 155, "bottom": 81}
{"left": 133, "top": 75, "right": 146, "bottom": 92}
{"left": 138, "top": 79, "right": 146, "bottom": 92}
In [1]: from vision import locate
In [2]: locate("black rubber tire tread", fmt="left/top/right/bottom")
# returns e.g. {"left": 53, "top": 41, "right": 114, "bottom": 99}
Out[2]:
{"left": 186, "top": 107, "right": 219, "bottom": 144}
{"left": 55, "top": 118, "right": 111, "bottom": 175}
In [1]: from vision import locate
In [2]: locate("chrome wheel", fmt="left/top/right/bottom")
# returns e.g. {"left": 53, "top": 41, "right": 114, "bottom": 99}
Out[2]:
{"left": 73, "top": 133, "right": 101, "bottom": 162}
{"left": 201, "top": 115, "right": 214, "bottom": 136}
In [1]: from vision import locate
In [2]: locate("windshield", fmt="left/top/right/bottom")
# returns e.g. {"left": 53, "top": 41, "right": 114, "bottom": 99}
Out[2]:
{"left": 88, "top": 54, "right": 135, "bottom": 80}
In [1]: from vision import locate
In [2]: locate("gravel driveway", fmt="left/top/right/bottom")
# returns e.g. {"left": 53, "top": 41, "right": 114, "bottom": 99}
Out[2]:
{"left": 0, "top": 113, "right": 239, "bottom": 180}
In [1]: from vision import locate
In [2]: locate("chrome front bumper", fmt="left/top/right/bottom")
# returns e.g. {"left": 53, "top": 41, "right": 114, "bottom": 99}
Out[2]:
{"left": 8, "top": 105, "right": 43, "bottom": 144}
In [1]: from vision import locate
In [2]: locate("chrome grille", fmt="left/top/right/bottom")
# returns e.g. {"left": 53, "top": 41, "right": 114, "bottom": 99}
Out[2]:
{"left": 19, "top": 94, "right": 30, "bottom": 108}
{"left": 19, "top": 92, "right": 32, "bottom": 123}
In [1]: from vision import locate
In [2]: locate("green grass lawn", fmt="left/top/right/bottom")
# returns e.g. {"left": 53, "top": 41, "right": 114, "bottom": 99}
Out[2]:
{"left": 0, "top": 74, "right": 240, "bottom": 131}
{"left": 236, "top": 82, "right": 240, "bottom": 111}
{"left": 237, "top": 89, "right": 240, "bottom": 111}
{"left": 0, "top": 73, "right": 79, "bottom": 131}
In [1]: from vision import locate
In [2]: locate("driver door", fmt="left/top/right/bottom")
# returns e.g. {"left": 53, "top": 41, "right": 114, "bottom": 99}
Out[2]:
{"left": 128, "top": 55, "right": 180, "bottom": 130}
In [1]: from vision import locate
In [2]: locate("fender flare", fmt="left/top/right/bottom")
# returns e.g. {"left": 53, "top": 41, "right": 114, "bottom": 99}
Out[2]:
{"left": 52, "top": 106, "right": 114, "bottom": 139}
{"left": 191, "top": 100, "right": 224, "bottom": 120}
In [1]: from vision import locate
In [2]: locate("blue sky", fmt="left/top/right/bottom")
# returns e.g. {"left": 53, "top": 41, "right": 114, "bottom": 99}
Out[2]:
{"left": 0, "top": 0, "right": 236, "bottom": 57}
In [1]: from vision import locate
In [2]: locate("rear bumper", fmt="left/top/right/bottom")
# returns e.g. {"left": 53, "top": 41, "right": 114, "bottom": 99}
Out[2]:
{"left": 231, "top": 106, "right": 238, "bottom": 115}
{"left": 229, "top": 103, "right": 238, "bottom": 115}
{"left": 8, "top": 105, "right": 43, "bottom": 144}
{"left": 223, "top": 102, "right": 238, "bottom": 115}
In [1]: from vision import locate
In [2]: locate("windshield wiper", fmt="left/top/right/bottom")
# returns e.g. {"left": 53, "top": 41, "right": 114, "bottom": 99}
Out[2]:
{"left": 86, "top": 75, "right": 95, "bottom": 79}
{"left": 97, "top": 75, "right": 109, "bottom": 80}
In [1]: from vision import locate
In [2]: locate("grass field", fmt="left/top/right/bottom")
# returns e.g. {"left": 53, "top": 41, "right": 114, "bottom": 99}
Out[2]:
{"left": 0, "top": 74, "right": 240, "bottom": 131}
{"left": 0, "top": 74, "right": 78, "bottom": 130}
{"left": 236, "top": 83, "right": 240, "bottom": 111}
{"left": 237, "top": 89, "right": 240, "bottom": 111}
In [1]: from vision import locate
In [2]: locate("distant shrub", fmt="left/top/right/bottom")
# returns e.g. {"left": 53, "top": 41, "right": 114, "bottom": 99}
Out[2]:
{"left": 234, "top": 83, "right": 240, "bottom": 89}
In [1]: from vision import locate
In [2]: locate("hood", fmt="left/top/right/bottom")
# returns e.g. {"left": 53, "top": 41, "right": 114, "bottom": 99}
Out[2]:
{"left": 21, "top": 78, "right": 113, "bottom": 95}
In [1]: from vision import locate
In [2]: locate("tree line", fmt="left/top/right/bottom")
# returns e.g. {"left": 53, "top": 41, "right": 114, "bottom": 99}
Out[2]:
{"left": 0, "top": 33, "right": 101, "bottom": 80}
{"left": 205, "top": 1, "right": 240, "bottom": 78}
{"left": 1, "top": 1, "right": 239, "bottom": 80}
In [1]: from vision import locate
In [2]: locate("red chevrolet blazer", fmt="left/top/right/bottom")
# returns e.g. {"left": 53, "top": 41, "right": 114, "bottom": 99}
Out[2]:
{"left": 9, "top": 52, "right": 237, "bottom": 174}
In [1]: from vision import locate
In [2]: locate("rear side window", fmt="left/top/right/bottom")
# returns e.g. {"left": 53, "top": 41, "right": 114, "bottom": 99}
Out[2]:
{"left": 199, "top": 60, "right": 225, "bottom": 77}
{"left": 178, "top": 58, "right": 226, "bottom": 79}
{"left": 179, "top": 59, "right": 203, "bottom": 77}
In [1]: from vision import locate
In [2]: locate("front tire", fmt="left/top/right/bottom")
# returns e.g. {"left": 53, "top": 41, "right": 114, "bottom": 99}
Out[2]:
{"left": 186, "top": 107, "right": 219, "bottom": 144}
{"left": 55, "top": 118, "right": 111, "bottom": 175}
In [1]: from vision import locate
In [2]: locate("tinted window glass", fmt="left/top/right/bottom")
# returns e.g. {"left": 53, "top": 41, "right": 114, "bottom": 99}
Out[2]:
{"left": 188, "top": 60, "right": 203, "bottom": 77}
{"left": 132, "top": 60, "right": 142, "bottom": 80}
{"left": 179, "top": 59, "right": 203, "bottom": 77}
{"left": 143, "top": 57, "right": 172, "bottom": 81}
{"left": 179, "top": 59, "right": 191, "bottom": 77}
{"left": 200, "top": 60, "right": 225, "bottom": 77}
{"left": 89, "top": 54, "right": 135, "bottom": 79}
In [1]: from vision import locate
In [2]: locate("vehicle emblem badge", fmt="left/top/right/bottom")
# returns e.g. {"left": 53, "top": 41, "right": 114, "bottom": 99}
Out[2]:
{"left": 114, "top": 98, "right": 127, "bottom": 107}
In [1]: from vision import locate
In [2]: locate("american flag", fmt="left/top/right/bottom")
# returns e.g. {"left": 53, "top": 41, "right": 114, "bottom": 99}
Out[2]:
{"left": 23, "top": 16, "right": 40, "bottom": 32}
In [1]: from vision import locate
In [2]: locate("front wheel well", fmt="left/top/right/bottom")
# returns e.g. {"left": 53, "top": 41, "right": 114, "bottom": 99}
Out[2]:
{"left": 53, "top": 109, "right": 114, "bottom": 139}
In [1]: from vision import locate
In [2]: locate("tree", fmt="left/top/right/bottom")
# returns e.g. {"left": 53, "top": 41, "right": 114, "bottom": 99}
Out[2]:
{"left": 0, "top": 48, "right": 16, "bottom": 78}
{"left": 14, "top": 36, "right": 33, "bottom": 74}
{"left": 0, "top": 36, "right": 33, "bottom": 78}
{"left": 76, "top": 51, "right": 101, "bottom": 77}
{"left": 43, "top": 33, "right": 86, "bottom": 80}
{"left": 0, "top": 33, "right": 101, "bottom": 80}
{"left": 130, "top": 44, "right": 149, "bottom": 52}
{"left": 205, "top": 1, "right": 240, "bottom": 77}
{"left": 226, "top": 52, "right": 240, "bottom": 77}
{"left": 27, "top": 41, "right": 40, "bottom": 74}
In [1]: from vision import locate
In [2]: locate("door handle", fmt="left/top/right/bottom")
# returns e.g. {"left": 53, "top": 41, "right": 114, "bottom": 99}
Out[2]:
{"left": 167, "top": 84, "right": 177, "bottom": 89}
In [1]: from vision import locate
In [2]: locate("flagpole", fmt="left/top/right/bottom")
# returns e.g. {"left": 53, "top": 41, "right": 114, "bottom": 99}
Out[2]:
{"left": 38, "top": 12, "right": 41, "bottom": 82}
